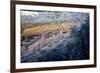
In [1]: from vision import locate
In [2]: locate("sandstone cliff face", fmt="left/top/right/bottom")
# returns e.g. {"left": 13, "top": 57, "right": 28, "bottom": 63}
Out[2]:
{"left": 22, "top": 22, "right": 72, "bottom": 37}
